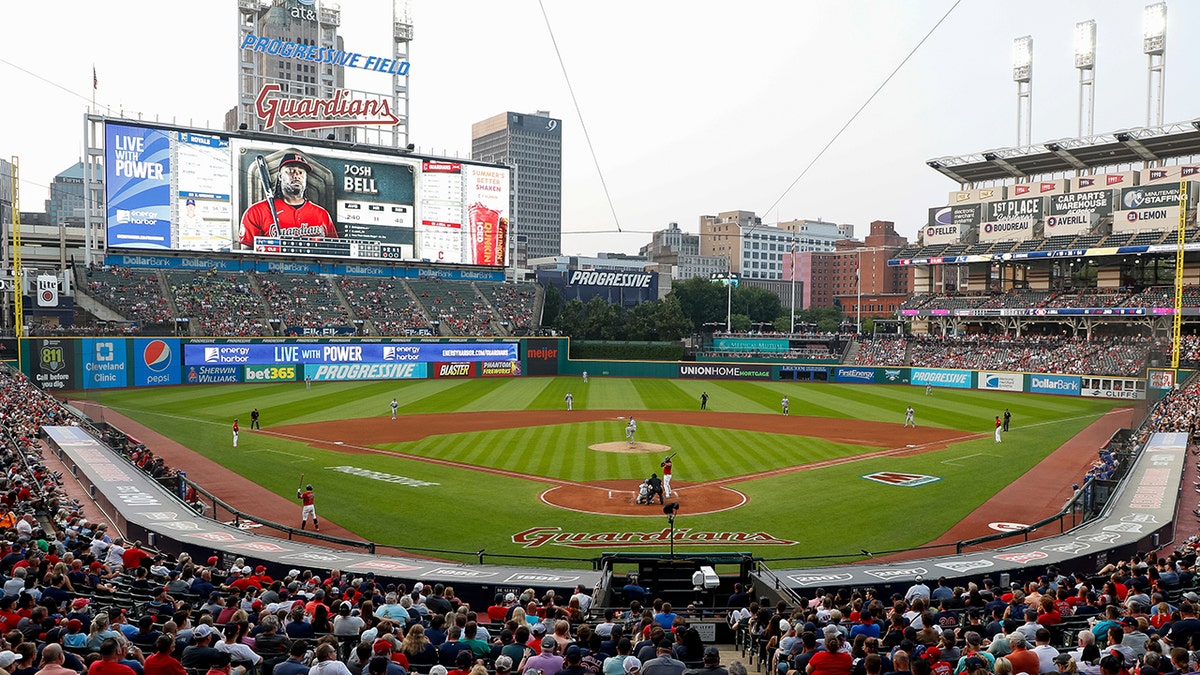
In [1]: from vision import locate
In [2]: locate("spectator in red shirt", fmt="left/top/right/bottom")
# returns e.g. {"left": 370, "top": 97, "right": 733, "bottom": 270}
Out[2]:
{"left": 121, "top": 542, "right": 151, "bottom": 572}
{"left": 144, "top": 636, "right": 187, "bottom": 675}
{"left": 88, "top": 638, "right": 137, "bottom": 675}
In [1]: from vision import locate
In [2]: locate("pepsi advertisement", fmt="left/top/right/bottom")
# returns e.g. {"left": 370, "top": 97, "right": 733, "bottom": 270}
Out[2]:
{"left": 105, "top": 124, "right": 172, "bottom": 249}
{"left": 134, "top": 339, "right": 182, "bottom": 387}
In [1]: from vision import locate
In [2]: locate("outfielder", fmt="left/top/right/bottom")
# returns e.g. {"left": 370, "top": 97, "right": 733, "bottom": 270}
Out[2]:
{"left": 661, "top": 455, "right": 674, "bottom": 498}
{"left": 390, "top": 398, "right": 399, "bottom": 419}
{"left": 298, "top": 484, "right": 319, "bottom": 531}
{"left": 565, "top": 392, "right": 574, "bottom": 411}
{"left": 904, "top": 405, "right": 915, "bottom": 428}
{"left": 625, "top": 416, "right": 637, "bottom": 444}
{"left": 781, "top": 396, "right": 790, "bottom": 416}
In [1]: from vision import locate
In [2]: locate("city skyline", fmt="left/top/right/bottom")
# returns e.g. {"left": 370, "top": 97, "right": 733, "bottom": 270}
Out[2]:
{"left": 3, "top": 0, "right": 1199, "bottom": 258}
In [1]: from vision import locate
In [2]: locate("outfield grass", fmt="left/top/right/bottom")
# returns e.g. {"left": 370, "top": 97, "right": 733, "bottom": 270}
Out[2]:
{"left": 79, "top": 378, "right": 1121, "bottom": 567}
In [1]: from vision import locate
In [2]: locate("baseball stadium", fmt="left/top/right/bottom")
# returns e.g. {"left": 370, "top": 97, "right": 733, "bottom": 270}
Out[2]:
{"left": 3, "top": 2, "right": 1200, "bottom": 673}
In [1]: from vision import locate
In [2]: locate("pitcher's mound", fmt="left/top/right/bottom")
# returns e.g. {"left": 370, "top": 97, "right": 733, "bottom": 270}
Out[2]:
{"left": 590, "top": 442, "right": 672, "bottom": 454}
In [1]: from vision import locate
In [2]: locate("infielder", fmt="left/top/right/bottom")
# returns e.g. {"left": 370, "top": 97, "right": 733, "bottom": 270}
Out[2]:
{"left": 625, "top": 416, "right": 637, "bottom": 444}
{"left": 565, "top": 392, "right": 574, "bottom": 411}
{"left": 994, "top": 416, "right": 1003, "bottom": 443}
{"left": 390, "top": 398, "right": 399, "bottom": 419}
{"left": 781, "top": 396, "right": 790, "bottom": 416}
{"left": 232, "top": 419, "right": 239, "bottom": 448}
{"left": 660, "top": 455, "right": 673, "bottom": 498}
{"left": 904, "top": 405, "right": 915, "bottom": 428}
{"left": 298, "top": 484, "right": 319, "bottom": 531}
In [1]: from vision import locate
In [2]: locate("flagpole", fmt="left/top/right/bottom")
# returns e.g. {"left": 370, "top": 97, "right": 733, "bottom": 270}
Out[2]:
{"left": 789, "top": 234, "right": 796, "bottom": 333}
{"left": 856, "top": 249, "right": 862, "bottom": 335}
{"left": 91, "top": 65, "right": 96, "bottom": 114}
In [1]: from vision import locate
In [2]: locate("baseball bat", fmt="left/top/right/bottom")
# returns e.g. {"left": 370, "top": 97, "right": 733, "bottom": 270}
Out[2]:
{"left": 255, "top": 155, "right": 282, "bottom": 238}
{"left": 664, "top": 452, "right": 677, "bottom": 462}
{"left": 297, "top": 473, "right": 305, "bottom": 491}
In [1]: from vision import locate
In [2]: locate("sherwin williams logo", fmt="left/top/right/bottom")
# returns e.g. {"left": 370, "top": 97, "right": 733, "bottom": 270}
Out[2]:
{"left": 143, "top": 340, "right": 172, "bottom": 372}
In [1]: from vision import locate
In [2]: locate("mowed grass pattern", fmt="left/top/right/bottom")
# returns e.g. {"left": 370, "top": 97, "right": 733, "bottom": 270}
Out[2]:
{"left": 82, "top": 378, "right": 1121, "bottom": 566}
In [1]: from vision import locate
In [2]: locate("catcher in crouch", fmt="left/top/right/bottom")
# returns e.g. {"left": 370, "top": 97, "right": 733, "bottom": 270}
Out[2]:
{"left": 637, "top": 473, "right": 665, "bottom": 505}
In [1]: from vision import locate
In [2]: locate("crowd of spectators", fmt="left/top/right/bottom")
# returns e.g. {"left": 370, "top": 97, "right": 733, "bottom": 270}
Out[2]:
{"left": 850, "top": 335, "right": 1155, "bottom": 377}
{"left": 257, "top": 274, "right": 354, "bottom": 333}
{"left": 901, "top": 285, "right": 1200, "bottom": 313}
{"left": 83, "top": 267, "right": 172, "bottom": 330}
{"left": 168, "top": 271, "right": 268, "bottom": 337}
{"left": 852, "top": 338, "right": 907, "bottom": 367}
{"left": 337, "top": 279, "right": 433, "bottom": 337}
{"left": 480, "top": 284, "right": 538, "bottom": 333}
{"left": 408, "top": 281, "right": 495, "bottom": 336}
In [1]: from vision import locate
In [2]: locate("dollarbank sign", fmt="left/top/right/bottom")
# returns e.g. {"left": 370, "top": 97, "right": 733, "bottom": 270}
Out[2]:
{"left": 512, "top": 527, "right": 796, "bottom": 549}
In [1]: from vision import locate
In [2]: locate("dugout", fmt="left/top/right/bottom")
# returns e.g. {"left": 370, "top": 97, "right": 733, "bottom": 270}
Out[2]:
{"left": 597, "top": 551, "right": 755, "bottom": 628}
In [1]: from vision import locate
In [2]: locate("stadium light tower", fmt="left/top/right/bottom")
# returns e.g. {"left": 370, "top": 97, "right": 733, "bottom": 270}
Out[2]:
{"left": 1012, "top": 35, "right": 1033, "bottom": 146}
{"left": 1143, "top": 2, "right": 1167, "bottom": 127}
{"left": 1074, "top": 20, "right": 1096, "bottom": 137}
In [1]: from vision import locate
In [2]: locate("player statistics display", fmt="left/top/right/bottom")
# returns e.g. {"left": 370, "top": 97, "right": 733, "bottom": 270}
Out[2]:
{"left": 102, "top": 120, "right": 510, "bottom": 267}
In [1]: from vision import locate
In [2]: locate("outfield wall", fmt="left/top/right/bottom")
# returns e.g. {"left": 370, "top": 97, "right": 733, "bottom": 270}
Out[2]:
{"left": 19, "top": 336, "right": 1166, "bottom": 401}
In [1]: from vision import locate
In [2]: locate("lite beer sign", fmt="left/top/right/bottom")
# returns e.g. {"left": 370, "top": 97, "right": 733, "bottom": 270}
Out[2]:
{"left": 255, "top": 84, "right": 400, "bottom": 132}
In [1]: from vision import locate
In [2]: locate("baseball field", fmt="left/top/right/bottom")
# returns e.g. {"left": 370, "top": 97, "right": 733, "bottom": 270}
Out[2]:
{"left": 74, "top": 377, "right": 1126, "bottom": 568}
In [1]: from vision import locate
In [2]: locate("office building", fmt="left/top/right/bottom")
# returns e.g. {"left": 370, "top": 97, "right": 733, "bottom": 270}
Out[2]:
{"left": 226, "top": 0, "right": 412, "bottom": 148}
{"left": 471, "top": 111, "right": 563, "bottom": 263}
{"left": 699, "top": 210, "right": 846, "bottom": 280}
{"left": 640, "top": 222, "right": 727, "bottom": 281}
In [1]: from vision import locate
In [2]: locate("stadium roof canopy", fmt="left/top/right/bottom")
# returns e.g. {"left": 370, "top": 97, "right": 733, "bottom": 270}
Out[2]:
{"left": 926, "top": 120, "right": 1200, "bottom": 185}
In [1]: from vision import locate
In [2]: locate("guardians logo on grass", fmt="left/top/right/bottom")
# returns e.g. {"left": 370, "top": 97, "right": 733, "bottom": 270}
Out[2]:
{"left": 862, "top": 472, "right": 940, "bottom": 487}
{"left": 512, "top": 527, "right": 796, "bottom": 549}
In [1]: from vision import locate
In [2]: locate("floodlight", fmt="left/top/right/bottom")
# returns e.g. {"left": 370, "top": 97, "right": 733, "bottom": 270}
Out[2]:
{"left": 1143, "top": 2, "right": 1166, "bottom": 55}
{"left": 1012, "top": 35, "right": 1033, "bottom": 82}
{"left": 1074, "top": 20, "right": 1096, "bottom": 68}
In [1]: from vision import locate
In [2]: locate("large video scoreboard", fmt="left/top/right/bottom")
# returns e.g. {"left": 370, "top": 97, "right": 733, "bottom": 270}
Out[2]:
{"left": 104, "top": 120, "right": 510, "bottom": 268}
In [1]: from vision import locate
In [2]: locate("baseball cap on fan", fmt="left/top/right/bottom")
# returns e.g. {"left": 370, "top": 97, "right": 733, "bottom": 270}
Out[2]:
{"left": 279, "top": 152, "right": 312, "bottom": 172}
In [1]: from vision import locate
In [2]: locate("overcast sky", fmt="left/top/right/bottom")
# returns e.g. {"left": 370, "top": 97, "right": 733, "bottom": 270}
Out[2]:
{"left": 4, "top": 0, "right": 1199, "bottom": 256}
